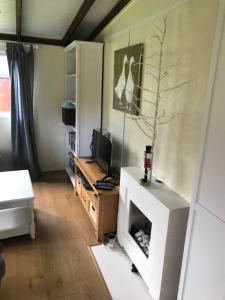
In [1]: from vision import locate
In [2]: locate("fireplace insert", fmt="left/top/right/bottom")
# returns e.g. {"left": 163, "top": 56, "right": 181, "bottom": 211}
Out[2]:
{"left": 129, "top": 201, "right": 152, "bottom": 257}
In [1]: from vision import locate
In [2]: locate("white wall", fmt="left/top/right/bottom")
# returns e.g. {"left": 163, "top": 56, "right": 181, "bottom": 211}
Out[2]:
{"left": 96, "top": 0, "right": 219, "bottom": 202}
{"left": 33, "top": 44, "right": 66, "bottom": 171}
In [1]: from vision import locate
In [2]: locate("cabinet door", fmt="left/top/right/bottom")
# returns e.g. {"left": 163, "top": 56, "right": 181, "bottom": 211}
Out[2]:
{"left": 179, "top": 7, "right": 225, "bottom": 300}
{"left": 182, "top": 204, "right": 225, "bottom": 300}
{"left": 196, "top": 27, "right": 225, "bottom": 221}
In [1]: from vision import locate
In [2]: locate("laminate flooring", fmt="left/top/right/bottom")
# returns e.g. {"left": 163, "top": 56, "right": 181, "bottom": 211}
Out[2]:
{"left": 0, "top": 171, "right": 111, "bottom": 300}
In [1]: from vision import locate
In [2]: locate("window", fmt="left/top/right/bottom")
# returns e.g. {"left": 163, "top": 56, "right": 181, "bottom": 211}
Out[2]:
{"left": 0, "top": 54, "right": 11, "bottom": 115}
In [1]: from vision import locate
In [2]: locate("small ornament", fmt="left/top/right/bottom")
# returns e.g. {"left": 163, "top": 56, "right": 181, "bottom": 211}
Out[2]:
{"left": 135, "top": 230, "right": 143, "bottom": 237}
{"left": 139, "top": 145, "right": 152, "bottom": 186}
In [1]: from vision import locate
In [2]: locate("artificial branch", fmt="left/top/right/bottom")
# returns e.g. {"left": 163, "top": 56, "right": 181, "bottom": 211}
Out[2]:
{"left": 160, "top": 80, "right": 190, "bottom": 94}
{"left": 135, "top": 84, "right": 157, "bottom": 94}
{"left": 153, "top": 23, "right": 164, "bottom": 35}
{"left": 156, "top": 112, "right": 184, "bottom": 126}
{"left": 149, "top": 15, "right": 168, "bottom": 182}
{"left": 145, "top": 71, "right": 158, "bottom": 81}
{"left": 127, "top": 115, "right": 153, "bottom": 138}
{"left": 123, "top": 15, "right": 190, "bottom": 184}
{"left": 131, "top": 93, "right": 156, "bottom": 106}
{"left": 141, "top": 53, "right": 159, "bottom": 60}
{"left": 128, "top": 98, "right": 155, "bottom": 120}
{"left": 127, "top": 115, "right": 154, "bottom": 131}
{"left": 134, "top": 61, "right": 159, "bottom": 70}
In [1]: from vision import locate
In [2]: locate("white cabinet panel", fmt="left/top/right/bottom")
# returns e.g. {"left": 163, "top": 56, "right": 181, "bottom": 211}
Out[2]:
{"left": 182, "top": 204, "right": 225, "bottom": 300}
{"left": 178, "top": 5, "right": 225, "bottom": 299}
{"left": 197, "top": 28, "right": 225, "bottom": 221}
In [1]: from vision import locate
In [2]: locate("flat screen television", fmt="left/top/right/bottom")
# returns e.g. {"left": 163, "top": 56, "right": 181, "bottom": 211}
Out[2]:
{"left": 91, "top": 129, "right": 112, "bottom": 178}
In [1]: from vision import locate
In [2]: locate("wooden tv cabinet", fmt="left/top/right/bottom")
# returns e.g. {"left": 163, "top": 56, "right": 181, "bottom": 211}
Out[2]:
{"left": 75, "top": 157, "right": 119, "bottom": 242}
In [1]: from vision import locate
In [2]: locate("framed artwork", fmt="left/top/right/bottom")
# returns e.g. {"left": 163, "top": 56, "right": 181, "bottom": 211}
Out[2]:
{"left": 113, "top": 43, "right": 143, "bottom": 115}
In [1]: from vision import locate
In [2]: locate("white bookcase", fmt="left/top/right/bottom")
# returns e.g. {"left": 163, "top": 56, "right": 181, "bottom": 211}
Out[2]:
{"left": 64, "top": 41, "right": 103, "bottom": 186}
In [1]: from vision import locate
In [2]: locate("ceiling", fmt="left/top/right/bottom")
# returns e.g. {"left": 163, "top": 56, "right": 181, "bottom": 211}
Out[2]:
{"left": 0, "top": 0, "right": 131, "bottom": 46}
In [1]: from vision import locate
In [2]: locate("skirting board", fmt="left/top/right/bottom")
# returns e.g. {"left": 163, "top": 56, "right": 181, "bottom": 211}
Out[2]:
{"left": 90, "top": 244, "right": 153, "bottom": 300}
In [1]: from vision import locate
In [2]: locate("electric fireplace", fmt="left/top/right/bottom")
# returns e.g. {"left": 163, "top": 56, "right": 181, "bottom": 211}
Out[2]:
{"left": 117, "top": 167, "right": 189, "bottom": 300}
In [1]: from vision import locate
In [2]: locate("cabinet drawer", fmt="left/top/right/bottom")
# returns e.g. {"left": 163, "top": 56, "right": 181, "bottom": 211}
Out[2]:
{"left": 76, "top": 176, "right": 82, "bottom": 197}
{"left": 81, "top": 194, "right": 89, "bottom": 210}
{"left": 81, "top": 188, "right": 90, "bottom": 210}
{"left": 89, "top": 203, "right": 97, "bottom": 225}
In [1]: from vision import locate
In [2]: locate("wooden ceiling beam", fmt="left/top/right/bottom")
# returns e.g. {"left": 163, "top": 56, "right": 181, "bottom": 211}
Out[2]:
{"left": 0, "top": 0, "right": 131, "bottom": 47}
{"left": 0, "top": 33, "right": 62, "bottom": 46}
{"left": 0, "top": 33, "right": 17, "bottom": 42}
{"left": 88, "top": 0, "right": 131, "bottom": 41}
{"left": 62, "top": 0, "right": 95, "bottom": 46}
{"left": 21, "top": 35, "right": 63, "bottom": 46}
{"left": 16, "top": 0, "right": 22, "bottom": 41}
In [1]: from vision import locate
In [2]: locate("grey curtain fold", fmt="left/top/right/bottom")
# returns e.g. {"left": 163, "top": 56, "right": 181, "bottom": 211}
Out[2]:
{"left": 6, "top": 42, "right": 41, "bottom": 181}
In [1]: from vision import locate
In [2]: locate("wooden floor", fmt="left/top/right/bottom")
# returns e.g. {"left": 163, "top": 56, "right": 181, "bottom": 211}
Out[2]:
{"left": 0, "top": 171, "right": 111, "bottom": 300}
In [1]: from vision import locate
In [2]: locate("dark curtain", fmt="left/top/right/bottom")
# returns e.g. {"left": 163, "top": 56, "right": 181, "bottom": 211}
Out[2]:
{"left": 6, "top": 43, "right": 41, "bottom": 181}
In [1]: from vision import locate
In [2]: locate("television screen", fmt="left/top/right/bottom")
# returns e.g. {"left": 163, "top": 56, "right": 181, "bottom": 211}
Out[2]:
{"left": 91, "top": 129, "right": 112, "bottom": 176}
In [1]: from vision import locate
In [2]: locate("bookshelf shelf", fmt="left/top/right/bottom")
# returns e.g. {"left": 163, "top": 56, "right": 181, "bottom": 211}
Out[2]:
{"left": 66, "top": 144, "right": 75, "bottom": 156}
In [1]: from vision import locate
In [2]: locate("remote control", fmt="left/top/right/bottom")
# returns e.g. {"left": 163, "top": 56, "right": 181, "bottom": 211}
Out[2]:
{"left": 93, "top": 185, "right": 113, "bottom": 190}
{"left": 96, "top": 179, "right": 116, "bottom": 185}
{"left": 94, "top": 181, "right": 114, "bottom": 186}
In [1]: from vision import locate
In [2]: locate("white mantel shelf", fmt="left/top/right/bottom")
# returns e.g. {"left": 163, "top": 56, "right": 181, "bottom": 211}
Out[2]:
{"left": 117, "top": 167, "right": 189, "bottom": 300}
{"left": 124, "top": 167, "right": 189, "bottom": 210}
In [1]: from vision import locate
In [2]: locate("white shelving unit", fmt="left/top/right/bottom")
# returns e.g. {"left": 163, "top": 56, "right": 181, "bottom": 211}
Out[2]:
{"left": 64, "top": 41, "right": 103, "bottom": 186}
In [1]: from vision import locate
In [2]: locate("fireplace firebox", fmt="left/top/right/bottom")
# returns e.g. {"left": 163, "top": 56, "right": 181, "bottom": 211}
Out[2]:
{"left": 129, "top": 201, "right": 152, "bottom": 257}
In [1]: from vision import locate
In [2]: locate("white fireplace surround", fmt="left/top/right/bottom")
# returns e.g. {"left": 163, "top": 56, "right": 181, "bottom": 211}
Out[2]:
{"left": 117, "top": 167, "right": 189, "bottom": 300}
